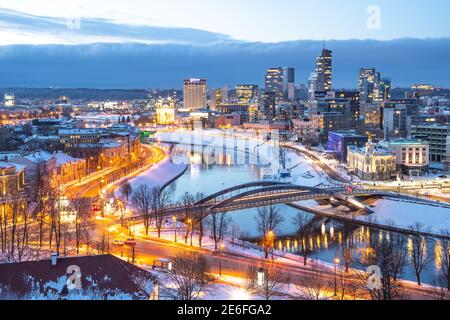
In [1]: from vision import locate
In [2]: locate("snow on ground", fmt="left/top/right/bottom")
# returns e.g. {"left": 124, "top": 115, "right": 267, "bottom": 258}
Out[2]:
{"left": 362, "top": 198, "right": 450, "bottom": 234}
{"left": 122, "top": 158, "right": 187, "bottom": 192}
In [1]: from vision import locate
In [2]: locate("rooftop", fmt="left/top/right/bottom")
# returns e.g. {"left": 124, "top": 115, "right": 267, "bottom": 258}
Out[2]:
{"left": 0, "top": 255, "right": 155, "bottom": 300}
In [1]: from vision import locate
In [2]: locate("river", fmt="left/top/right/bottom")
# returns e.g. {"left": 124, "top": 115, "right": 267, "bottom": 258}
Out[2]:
{"left": 153, "top": 138, "right": 445, "bottom": 286}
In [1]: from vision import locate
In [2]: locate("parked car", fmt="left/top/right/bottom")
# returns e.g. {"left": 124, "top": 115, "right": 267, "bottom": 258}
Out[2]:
{"left": 124, "top": 238, "right": 137, "bottom": 246}
{"left": 112, "top": 239, "right": 124, "bottom": 246}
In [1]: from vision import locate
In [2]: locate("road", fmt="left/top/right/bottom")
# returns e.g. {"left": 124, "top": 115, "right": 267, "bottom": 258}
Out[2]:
{"left": 105, "top": 224, "right": 438, "bottom": 300}
{"left": 65, "top": 144, "right": 166, "bottom": 198}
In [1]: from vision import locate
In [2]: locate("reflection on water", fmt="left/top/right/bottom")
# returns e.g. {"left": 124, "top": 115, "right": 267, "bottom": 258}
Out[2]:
{"left": 162, "top": 143, "right": 445, "bottom": 285}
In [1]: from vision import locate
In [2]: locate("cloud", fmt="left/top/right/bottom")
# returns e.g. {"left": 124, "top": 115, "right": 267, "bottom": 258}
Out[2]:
{"left": 0, "top": 8, "right": 233, "bottom": 45}
{"left": 0, "top": 38, "right": 449, "bottom": 89}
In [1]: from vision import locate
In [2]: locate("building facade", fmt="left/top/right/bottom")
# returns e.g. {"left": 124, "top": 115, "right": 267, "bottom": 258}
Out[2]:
{"left": 265, "top": 68, "right": 284, "bottom": 103}
{"left": 315, "top": 48, "right": 332, "bottom": 92}
{"left": 183, "top": 79, "right": 207, "bottom": 111}
{"left": 380, "top": 139, "right": 429, "bottom": 176}
{"left": 347, "top": 142, "right": 397, "bottom": 181}
{"left": 410, "top": 124, "right": 450, "bottom": 163}
{"left": 327, "top": 131, "right": 368, "bottom": 163}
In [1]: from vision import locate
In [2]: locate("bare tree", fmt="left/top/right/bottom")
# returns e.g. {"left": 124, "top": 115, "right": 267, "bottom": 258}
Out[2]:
{"left": 337, "top": 224, "right": 356, "bottom": 273}
{"left": 207, "top": 211, "right": 230, "bottom": 250}
{"left": 48, "top": 190, "right": 63, "bottom": 254}
{"left": 408, "top": 223, "right": 432, "bottom": 286}
{"left": 293, "top": 213, "right": 313, "bottom": 266}
{"left": 356, "top": 231, "right": 403, "bottom": 300}
{"left": 246, "top": 260, "right": 290, "bottom": 300}
{"left": 151, "top": 186, "right": 171, "bottom": 238}
{"left": 165, "top": 252, "right": 210, "bottom": 300}
{"left": 71, "top": 197, "right": 93, "bottom": 255}
{"left": 437, "top": 230, "right": 450, "bottom": 291}
{"left": 0, "top": 183, "right": 33, "bottom": 262}
{"left": 192, "top": 193, "right": 208, "bottom": 247}
{"left": 431, "top": 271, "right": 449, "bottom": 300}
{"left": 255, "top": 206, "right": 283, "bottom": 259}
{"left": 181, "top": 192, "right": 195, "bottom": 244}
{"left": 120, "top": 182, "right": 132, "bottom": 203}
{"left": 132, "top": 185, "right": 153, "bottom": 235}
{"left": 35, "top": 163, "right": 52, "bottom": 248}
{"left": 298, "top": 261, "right": 331, "bottom": 300}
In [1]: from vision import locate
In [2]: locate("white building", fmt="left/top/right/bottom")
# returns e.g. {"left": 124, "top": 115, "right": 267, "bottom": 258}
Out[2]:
{"left": 347, "top": 142, "right": 397, "bottom": 181}
{"left": 380, "top": 139, "right": 429, "bottom": 176}
{"left": 4, "top": 93, "right": 15, "bottom": 107}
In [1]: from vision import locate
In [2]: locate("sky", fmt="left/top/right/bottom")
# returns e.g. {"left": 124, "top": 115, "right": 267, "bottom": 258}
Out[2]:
{"left": 0, "top": 0, "right": 449, "bottom": 44}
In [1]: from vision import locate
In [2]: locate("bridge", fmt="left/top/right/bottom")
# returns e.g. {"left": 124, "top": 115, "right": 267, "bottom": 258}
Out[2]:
{"left": 135, "top": 182, "right": 390, "bottom": 218}
{"left": 126, "top": 181, "right": 450, "bottom": 240}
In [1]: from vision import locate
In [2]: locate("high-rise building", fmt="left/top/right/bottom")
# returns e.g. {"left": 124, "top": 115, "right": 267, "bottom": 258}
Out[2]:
{"left": 236, "top": 85, "right": 259, "bottom": 104}
{"left": 359, "top": 68, "right": 391, "bottom": 103}
{"left": 282, "top": 67, "right": 295, "bottom": 100}
{"left": 263, "top": 91, "right": 277, "bottom": 121}
{"left": 376, "top": 78, "right": 391, "bottom": 101}
{"left": 265, "top": 68, "right": 284, "bottom": 102}
{"left": 315, "top": 48, "right": 332, "bottom": 92}
{"left": 359, "top": 68, "right": 377, "bottom": 103}
{"left": 183, "top": 79, "right": 207, "bottom": 111}
{"left": 307, "top": 72, "right": 318, "bottom": 101}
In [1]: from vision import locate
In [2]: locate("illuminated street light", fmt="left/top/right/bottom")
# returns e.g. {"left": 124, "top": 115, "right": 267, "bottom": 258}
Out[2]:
{"left": 257, "top": 268, "right": 265, "bottom": 287}
{"left": 334, "top": 257, "right": 340, "bottom": 296}
{"left": 172, "top": 216, "right": 177, "bottom": 242}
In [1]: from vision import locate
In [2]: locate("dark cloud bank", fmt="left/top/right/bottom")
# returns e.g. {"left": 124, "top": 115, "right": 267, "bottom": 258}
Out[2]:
{"left": 1, "top": 39, "right": 449, "bottom": 89}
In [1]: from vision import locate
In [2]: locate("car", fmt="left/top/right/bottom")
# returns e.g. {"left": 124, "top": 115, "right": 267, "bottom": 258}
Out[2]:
{"left": 112, "top": 239, "right": 124, "bottom": 246}
{"left": 124, "top": 238, "right": 137, "bottom": 246}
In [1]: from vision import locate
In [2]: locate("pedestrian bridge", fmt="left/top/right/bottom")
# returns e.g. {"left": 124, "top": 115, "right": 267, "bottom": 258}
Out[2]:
{"left": 156, "top": 181, "right": 378, "bottom": 215}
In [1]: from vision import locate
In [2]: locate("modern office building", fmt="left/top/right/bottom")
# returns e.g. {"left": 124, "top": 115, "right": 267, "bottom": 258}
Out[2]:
{"left": 315, "top": 48, "right": 332, "bottom": 92}
{"left": 335, "top": 90, "right": 361, "bottom": 124}
{"left": 383, "top": 100, "right": 419, "bottom": 140}
{"left": 359, "top": 68, "right": 391, "bottom": 103}
{"left": 282, "top": 67, "right": 295, "bottom": 101}
{"left": 183, "top": 79, "right": 207, "bottom": 111}
{"left": 327, "top": 131, "right": 369, "bottom": 163}
{"left": 263, "top": 91, "right": 277, "bottom": 121}
{"left": 410, "top": 124, "right": 450, "bottom": 163}
{"left": 236, "top": 85, "right": 259, "bottom": 104}
{"left": 265, "top": 68, "right": 284, "bottom": 102}
{"left": 307, "top": 97, "right": 354, "bottom": 142}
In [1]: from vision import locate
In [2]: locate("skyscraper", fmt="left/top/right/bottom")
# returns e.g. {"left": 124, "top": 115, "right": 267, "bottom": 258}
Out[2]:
{"left": 183, "top": 79, "right": 207, "bottom": 111}
{"left": 359, "top": 68, "right": 391, "bottom": 103}
{"left": 265, "top": 67, "right": 284, "bottom": 102}
{"left": 236, "top": 84, "right": 259, "bottom": 104}
{"left": 315, "top": 48, "right": 332, "bottom": 92}
{"left": 282, "top": 67, "right": 295, "bottom": 100}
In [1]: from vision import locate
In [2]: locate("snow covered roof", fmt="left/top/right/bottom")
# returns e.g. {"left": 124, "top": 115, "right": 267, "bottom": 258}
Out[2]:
{"left": 24, "top": 151, "right": 54, "bottom": 164}
{"left": 0, "top": 161, "right": 26, "bottom": 172}
{"left": 0, "top": 255, "right": 156, "bottom": 300}
{"left": 54, "top": 152, "right": 82, "bottom": 166}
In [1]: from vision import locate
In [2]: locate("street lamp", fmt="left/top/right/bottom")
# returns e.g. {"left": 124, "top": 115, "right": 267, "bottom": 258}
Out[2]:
{"left": 334, "top": 257, "right": 340, "bottom": 296}
{"left": 172, "top": 216, "right": 177, "bottom": 242}
{"left": 188, "top": 219, "right": 193, "bottom": 246}
{"left": 266, "top": 230, "right": 275, "bottom": 259}
{"left": 257, "top": 268, "right": 265, "bottom": 287}
{"left": 218, "top": 243, "right": 225, "bottom": 277}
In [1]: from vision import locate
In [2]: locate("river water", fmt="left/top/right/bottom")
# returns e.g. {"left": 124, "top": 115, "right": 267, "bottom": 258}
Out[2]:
{"left": 156, "top": 142, "right": 444, "bottom": 285}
